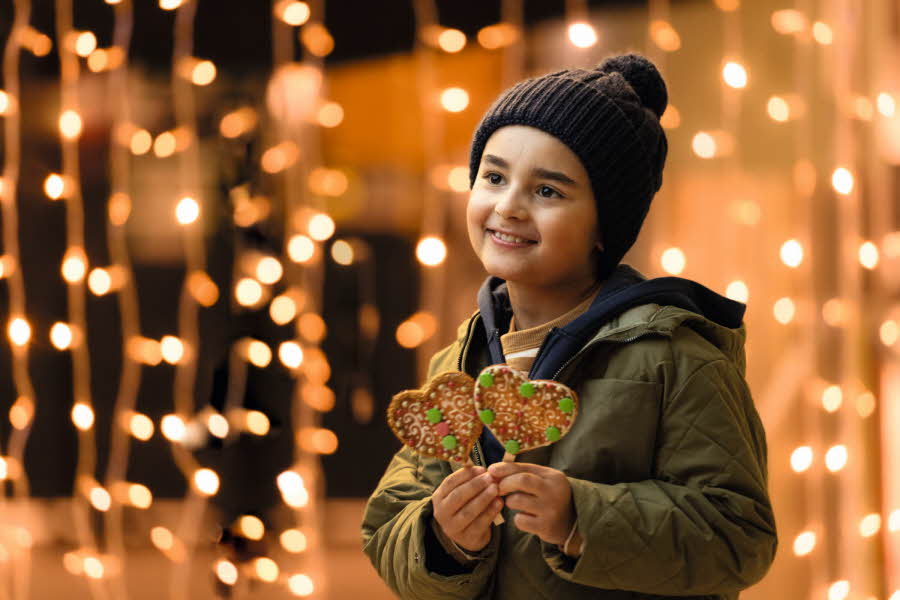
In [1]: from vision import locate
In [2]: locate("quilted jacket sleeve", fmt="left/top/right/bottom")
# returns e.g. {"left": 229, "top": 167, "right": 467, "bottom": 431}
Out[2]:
{"left": 542, "top": 359, "right": 777, "bottom": 595}
{"left": 361, "top": 447, "right": 500, "bottom": 599}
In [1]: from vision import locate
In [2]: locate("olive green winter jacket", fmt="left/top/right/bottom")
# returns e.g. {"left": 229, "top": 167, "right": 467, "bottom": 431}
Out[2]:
{"left": 362, "top": 299, "right": 776, "bottom": 599}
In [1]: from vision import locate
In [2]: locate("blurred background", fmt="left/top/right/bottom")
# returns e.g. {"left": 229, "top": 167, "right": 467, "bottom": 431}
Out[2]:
{"left": 0, "top": 0, "right": 898, "bottom": 598}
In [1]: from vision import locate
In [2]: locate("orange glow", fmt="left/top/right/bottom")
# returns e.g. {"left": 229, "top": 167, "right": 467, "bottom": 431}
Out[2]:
{"left": 828, "top": 581, "right": 850, "bottom": 600}
{"left": 44, "top": 173, "right": 66, "bottom": 200}
{"left": 308, "top": 213, "right": 336, "bottom": 241}
{"left": 279, "top": 341, "right": 304, "bottom": 369}
{"left": 276, "top": 1, "right": 311, "bottom": 26}
{"left": 855, "top": 392, "right": 876, "bottom": 418}
{"left": 235, "top": 278, "right": 264, "bottom": 307}
{"left": 127, "top": 336, "right": 163, "bottom": 366}
{"left": 722, "top": 61, "right": 748, "bottom": 89}
{"left": 288, "top": 235, "right": 316, "bottom": 263}
{"left": 649, "top": 21, "right": 680, "bottom": 52}
{"left": 396, "top": 320, "right": 425, "bottom": 349}
{"left": 725, "top": 280, "right": 749, "bottom": 303}
{"left": 150, "top": 527, "right": 174, "bottom": 551}
{"left": 822, "top": 298, "right": 845, "bottom": 327}
{"left": 300, "top": 348, "right": 330, "bottom": 384}
{"left": 660, "top": 105, "right": 681, "bottom": 129}
{"left": 160, "top": 335, "right": 185, "bottom": 365}
{"left": 714, "top": 0, "right": 739, "bottom": 9}
{"left": 812, "top": 21, "right": 833, "bottom": 45}
{"left": 254, "top": 557, "right": 279, "bottom": 582}
{"left": 858, "top": 241, "right": 879, "bottom": 269}
{"left": 821, "top": 385, "right": 842, "bottom": 413}
{"left": 881, "top": 320, "right": 899, "bottom": 347}
{"left": 308, "top": 167, "right": 349, "bottom": 197}
{"left": 8, "top": 317, "right": 31, "bottom": 347}
{"left": 59, "top": 110, "right": 83, "bottom": 139}
{"left": 416, "top": 236, "right": 447, "bottom": 266}
{"left": 298, "top": 313, "right": 327, "bottom": 343}
{"left": 193, "top": 468, "right": 220, "bottom": 496}
{"left": 793, "top": 530, "right": 816, "bottom": 556}
{"left": 219, "top": 107, "right": 258, "bottom": 138}
{"left": 237, "top": 515, "right": 265, "bottom": 541}
{"left": 300, "top": 24, "right": 334, "bottom": 57}
{"left": 771, "top": 10, "right": 807, "bottom": 35}
{"left": 9, "top": 397, "right": 34, "bottom": 430}
{"left": 108, "top": 193, "right": 131, "bottom": 225}
{"left": 61, "top": 248, "right": 88, "bottom": 283}
{"left": 73, "top": 31, "right": 97, "bottom": 57}
{"left": 302, "top": 385, "right": 335, "bottom": 412}
{"left": 207, "top": 413, "right": 229, "bottom": 438}
{"left": 187, "top": 271, "right": 219, "bottom": 307}
{"left": 215, "top": 560, "right": 238, "bottom": 585}
{"left": 127, "top": 412, "right": 154, "bottom": 441}
{"left": 774, "top": 297, "right": 796, "bottom": 325}
{"left": 780, "top": 239, "right": 804, "bottom": 268}
{"left": 477, "top": 23, "right": 520, "bottom": 50}
{"left": 317, "top": 101, "right": 344, "bottom": 127}
{"left": 440, "top": 87, "right": 469, "bottom": 113}
{"left": 245, "top": 411, "right": 270, "bottom": 436}
{"left": 175, "top": 196, "right": 200, "bottom": 225}
{"left": 438, "top": 28, "right": 466, "bottom": 53}
{"left": 280, "top": 528, "right": 308, "bottom": 553}
{"left": 331, "top": 239, "right": 354, "bottom": 265}
{"left": 288, "top": 573, "right": 314, "bottom": 596}
{"left": 790, "top": 446, "right": 813, "bottom": 472}
{"left": 567, "top": 22, "right": 598, "bottom": 48}
{"left": 825, "top": 445, "right": 848, "bottom": 472}
{"left": 299, "top": 427, "right": 338, "bottom": 455}
{"left": 153, "top": 131, "right": 177, "bottom": 158}
{"left": 261, "top": 141, "right": 300, "bottom": 173}
{"left": 161, "top": 414, "right": 186, "bottom": 442}
{"left": 246, "top": 339, "right": 272, "bottom": 368}
{"left": 859, "top": 513, "right": 881, "bottom": 537}
{"left": 255, "top": 256, "right": 283, "bottom": 285}
{"left": 72, "top": 402, "right": 95, "bottom": 431}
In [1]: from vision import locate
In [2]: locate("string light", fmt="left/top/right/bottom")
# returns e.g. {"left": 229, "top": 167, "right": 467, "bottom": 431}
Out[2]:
{"left": 245, "top": 411, "right": 270, "bottom": 436}
{"left": 812, "top": 21, "right": 833, "bottom": 45}
{"left": 773, "top": 297, "right": 796, "bottom": 325}
{"left": 298, "top": 313, "right": 326, "bottom": 343}
{"left": 71, "top": 403, "right": 95, "bottom": 431}
{"left": 175, "top": 196, "right": 200, "bottom": 225}
{"left": 831, "top": 167, "right": 854, "bottom": 195}
{"left": 660, "top": 247, "right": 686, "bottom": 275}
{"left": 261, "top": 141, "right": 300, "bottom": 173}
{"left": 186, "top": 271, "right": 219, "bottom": 307}
{"left": 277, "top": 470, "right": 308, "bottom": 507}
{"left": 207, "top": 412, "right": 229, "bottom": 438}
{"left": 89, "top": 485, "right": 112, "bottom": 512}
{"left": 279, "top": 341, "right": 304, "bottom": 369}
{"left": 771, "top": 10, "right": 807, "bottom": 35}
{"left": 270, "top": 295, "right": 299, "bottom": 325}
{"left": 276, "top": 1, "right": 311, "bottom": 26}
{"left": 255, "top": 256, "right": 284, "bottom": 284}
{"left": 725, "top": 280, "right": 749, "bottom": 303}
{"left": 722, "top": 61, "right": 748, "bottom": 89}
{"left": 59, "top": 110, "right": 83, "bottom": 139}
{"left": 821, "top": 385, "right": 842, "bottom": 413}
{"left": 660, "top": 105, "right": 681, "bottom": 129}
{"left": 237, "top": 515, "right": 265, "bottom": 541}
{"left": 649, "top": 21, "right": 681, "bottom": 52}
{"left": 7, "top": 317, "right": 31, "bottom": 347}
{"left": 159, "top": 0, "right": 183, "bottom": 9}
{"left": 438, "top": 28, "right": 466, "bottom": 53}
{"left": 235, "top": 278, "right": 264, "bottom": 306}
{"left": 828, "top": 581, "right": 850, "bottom": 600}
{"left": 126, "top": 412, "right": 154, "bottom": 441}
{"left": 287, "top": 573, "right": 314, "bottom": 596}
{"left": 780, "top": 239, "right": 804, "bottom": 267}
{"left": 193, "top": 468, "right": 220, "bottom": 496}
{"left": 316, "top": 101, "right": 344, "bottom": 127}
{"left": 331, "top": 239, "right": 354, "bottom": 265}
{"left": 190, "top": 60, "right": 216, "bottom": 86}
{"left": 44, "top": 173, "right": 66, "bottom": 199}
{"left": 299, "top": 24, "right": 334, "bottom": 57}
{"left": 881, "top": 320, "right": 899, "bottom": 347}
{"left": 288, "top": 235, "right": 316, "bottom": 263}
{"left": 790, "top": 446, "right": 813, "bottom": 472}
{"left": 153, "top": 131, "right": 177, "bottom": 157}
{"left": 877, "top": 93, "right": 896, "bottom": 117}
{"left": 50, "top": 322, "right": 75, "bottom": 350}
{"left": 889, "top": 509, "right": 900, "bottom": 532}
{"left": 567, "top": 22, "right": 598, "bottom": 48}
{"left": 160, "top": 335, "right": 185, "bottom": 364}
{"left": 128, "top": 483, "right": 153, "bottom": 509}
{"left": 246, "top": 339, "right": 273, "bottom": 368}
{"left": 855, "top": 392, "right": 876, "bottom": 418}
{"left": 793, "top": 531, "right": 816, "bottom": 556}
{"left": 825, "top": 445, "right": 848, "bottom": 472}
{"left": 477, "top": 23, "right": 520, "bottom": 50}
{"left": 859, "top": 513, "right": 881, "bottom": 537}
{"left": 440, "top": 87, "right": 469, "bottom": 113}
{"left": 160, "top": 414, "right": 186, "bottom": 442}
{"left": 280, "top": 529, "right": 307, "bottom": 553}
{"left": 87, "top": 268, "right": 112, "bottom": 296}
{"left": 416, "top": 236, "right": 447, "bottom": 266}
{"left": 255, "top": 557, "right": 280, "bottom": 582}
{"left": 215, "top": 560, "right": 238, "bottom": 585}
{"left": 73, "top": 31, "right": 97, "bottom": 57}
{"left": 858, "top": 241, "right": 879, "bottom": 269}
{"left": 307, "top": 213, "right": 335, "bottom": 241}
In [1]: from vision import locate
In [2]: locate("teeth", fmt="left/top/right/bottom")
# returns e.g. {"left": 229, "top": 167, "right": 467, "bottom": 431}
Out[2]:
{"left": 493, "top": 231, "right": 532, "bottom": 244}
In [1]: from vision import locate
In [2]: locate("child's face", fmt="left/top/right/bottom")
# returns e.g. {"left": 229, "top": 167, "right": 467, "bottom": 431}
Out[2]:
{"left": 467, "top": 125, "right": 601, "bottom": 289}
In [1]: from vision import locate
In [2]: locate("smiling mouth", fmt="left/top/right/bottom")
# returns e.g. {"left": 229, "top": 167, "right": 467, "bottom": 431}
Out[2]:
{"left": 487, "top": 229, "right": 538, "bottom": 245}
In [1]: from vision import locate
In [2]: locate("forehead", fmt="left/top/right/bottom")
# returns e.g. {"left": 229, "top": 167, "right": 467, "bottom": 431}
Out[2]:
{"left": 482, "top": 125, "right": 585, "bottom": 176}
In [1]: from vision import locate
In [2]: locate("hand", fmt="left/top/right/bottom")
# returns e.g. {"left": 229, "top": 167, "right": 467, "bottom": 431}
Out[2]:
{"left": 488, "top": 462, "right": 577, "bottom": 548}
{"left": 432, "top": 466, "right": 504, "bottom": 553}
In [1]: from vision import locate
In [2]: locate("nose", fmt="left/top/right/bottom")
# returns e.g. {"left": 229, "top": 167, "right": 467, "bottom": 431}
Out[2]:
{"left": 493, "top": 186, "right": 528, "bottom": 220}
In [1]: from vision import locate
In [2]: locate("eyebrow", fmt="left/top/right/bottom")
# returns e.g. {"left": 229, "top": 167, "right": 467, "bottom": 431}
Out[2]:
{"left": 483, "top": 154, "right": 578, "bottom": 187}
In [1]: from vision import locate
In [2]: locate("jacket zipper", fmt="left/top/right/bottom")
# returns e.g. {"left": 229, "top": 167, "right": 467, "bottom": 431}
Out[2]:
{"left": 551, "top": 330, "right": 659, "bottom": 381}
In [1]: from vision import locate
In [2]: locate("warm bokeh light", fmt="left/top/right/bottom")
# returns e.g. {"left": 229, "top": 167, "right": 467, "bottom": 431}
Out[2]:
{"left": 859, "top": 513, "right": 881, "bottom": 537}
{"left": 215, "top": 560, "right": 238, "bottom": 586}
{"left": 308, "top": 213, "right": 336, "bottom": 241}
{"left": 825, "top": 445, "right": 848, "bottom": 472}
{"left": 828, "top": 581, "right": 850, "bottom": 600}
{"left": 889, "top": 509, "right": 900, "bottom": 532}
{"left": 74, "top": 31, "right": 97, "bottom": 57}
{"left": 0, "top": 255, "right": 13, "bottom": 280}
{"left": 317, "top": 101, "right": 344, "bottom": 127}
{"left": 128, "top": 412, "right": 154, "bottom": 441}
{"left": 299, "top": 427, "right": 339, "bottom": 455}
{"left": 88, "top": 268, "right": 112, "bottom": 296}
{"left": 50, "top": 322, "right": 74, "bottom": 350}
{"left": 219, "top": 107, "right": 258, "bottom": 138}
{"left": 714, "top": 0, "right": 739, "bottom": 10}
{"left": 246, "top": 339, "right": 273, "bottom": 368}
{"left": 256, "top": 256, "right": 283, "bottom": 284}
{"left": 821, "top": 385, "right": 842, "bottom": 413}
{"left": 245, "top": 410, "right": 270, "bottom": 436}
{"left": 881, "top": 320, "right": 899, "bottom": 347}
{"left": 288, "top": 234, "right": 316, "bottom": 263}
{"left": 109, "top": 192, "right": 131, "bottom": 226}
{"left": 128, "top": 483, "right": 152, "bottom": 509}
{"left": 440, "top": 87, "right": 469, "bottom": 113}
{"left": 771, "top": 9, "right": 807, "bottom": 35}
{"left": 59, "top": 110, "right": 83, "bottom": 139}
{"left": 649, "top": 20, "right": 680, "bottom": 52}
{"left": 175, "top": 196, "right": 200, "bottom": 225}
{"left": 567, "top": 22, "right": 598, "bottom": 48}
{"left": 255, "top": 557, "right": 279, "bottom": 582}
{"left": 298, "top": 313, "right": 327, "bottom": 344}
{"left": 279, "top": 341, "right": 304, "bottom": 369}
{"left": 237, "top": 515, "right": 265, "bottom": 541}
{"left": 207, "top": 412, "right": 229, "bottom": 439}
{"left": 154, "top": 131, "right": 177, "bottom": 158}
{"left": 288, "top": 573, "right": 315, "bottom": 596}
{"left": 858, "top": 241, "right": 879, "bottom": 269}
{"left": 722, "top": 61, "right": 748, "bottom": 89}
{"left": 150, "top": 526, "right": 174, "bottom": 551}
{"left": 159, "top": 0, "right": 183, "bottom": 8}
{"left": 725, "top": 280, "right": 749, "bottom": 303}
{"left": 83, "top": 556, "right": 104, "bottom": 580}
{"left": 193, "top": 468, "right": 220, "bottom": 496}
{"left": 44, "top": 173, "right": 66, "bottom": 200}
{"left": 416, "top": 236, "right": 447, "bottom": 267}
{"left": 190, "top": 60, "right": 216, "bottom": 86}
{"left": 812, "top": 21, "right": 833, "bottom": 45}
{"left": 72, "top": 402, "right": 95, "bottom": 431}
{"left": 660, "top": 104, "right": 681, "bottom": 129}
{"left": 281, "top": 528, "right": 308, "bottom": 553}
{"left": 438, "top": 28, "right": 466, "bottom": 53}
{"left": 331, "top": 239, "right": 354, "bottom": 265}
{"left": 774, "top": 297, "right": 796, "bottom": 325}
{"left": 89, "top": 485, "right": 112, "bottom": 512}
{"left": 277, "top": 470, "right": 309, "bottom": 507}
{"left": 790, "top": 446, "right": 813, "bottom": 472}
{"left": 692, "top": 132, "right": 717, "bottom": 158}
{"left": 300, "top": 23, "right": 334, "bottom": 57}
{"left": 303, "top": 384, "right": 336, "bottom": 412}
{"left": 477, "top": 22, "right": 520, "bottom": 50}
{"left": 129, "top": 129, "right": 152, "bottom": 155}
{"left": 127, "top": 336, "right": 163, "bottom": 366}
{"left": 187, "top": 270, "right": 219, "bottom": 307}
{"left": 780, "top": 239, "right": 804, "bottom": 268}
{"left": 447, "top": 166, "right": 470, "bottom": 192}
{"left": 831, "top": 167, "right": 854, "bottom": 195}
{"left": 793, "top": 530, "right": 816, "bottom": 556}
{"left": 822, "top": 298, "right": 845, "bottom": 327}
{"left": 877, "top": 92, "right": 897, "bottom": 118}
{"left": 160, "top": 335, "right": 185, "bottom": 365}
{"left": 855, "top": 392, "right": 876, "bottom": 418}
{"left": 161, "top": 414, "right": 186, "bottom": 442}
{"left": 277, "top": 1, "right": 310, "bottom": 26}
{"left": 660, "top": 247, "right": 686, "bottom": 275}
{"left": 767, "top": 96, "right": 790, "bottom": 122}
{"left": 270, "top": 295, "right": 298, "bottom": 325}
{"left": 10, "top": 397, "right": 35, "bottom": 430}
{"left": 61, "top": 248, "right": 88, "bottom": 283}
{"left": 8, "top": 317, "right": 31, "bottom": 347}
{"left": 235, "top": 278, "right": 264, "bottom": 307}
{"left": 396, "top": 319, "right": 425, "bottom": 349}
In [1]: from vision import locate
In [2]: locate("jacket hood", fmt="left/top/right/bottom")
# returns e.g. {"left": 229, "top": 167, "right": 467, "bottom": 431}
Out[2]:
{"left": 476, "top": 263, "right": 747, "bottom": 379}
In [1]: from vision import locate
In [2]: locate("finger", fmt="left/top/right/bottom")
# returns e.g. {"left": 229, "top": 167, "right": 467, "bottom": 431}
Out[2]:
{"left": 443, "top": 472, "right": 494, "bottom": 517}
{"left": 488, "top": 461, "right": 553, "bottom": 480}
{"left": 452, "top": 481, "right": 499, "bottom": 530}
{"left": 434, "top": 466, "right": 485, "bottom": 503}
{"left": 497, "top": 472, "right": 544, "bottom": 497}
{"left": 504, "top": 491, "right": 542, "bottom": 515}
{"left": 461, "top": 497, "right": 504, "bottom": 538}
{"left": 513, "top": 512, "right": 542, "bottom": 536}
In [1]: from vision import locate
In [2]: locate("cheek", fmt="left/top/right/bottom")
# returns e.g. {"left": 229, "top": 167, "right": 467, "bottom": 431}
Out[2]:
{"left": 466, "top": 193, "right": 491, "bottom": 240}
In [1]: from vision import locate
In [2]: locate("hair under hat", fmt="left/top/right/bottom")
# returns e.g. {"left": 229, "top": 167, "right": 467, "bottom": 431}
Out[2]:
{"left": 468, "top": 53, "right": 669, "bottom": 280}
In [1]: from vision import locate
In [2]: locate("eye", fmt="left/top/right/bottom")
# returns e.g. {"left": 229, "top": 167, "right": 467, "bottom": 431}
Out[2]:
{"left": 483, "top": 172, "right": 504, "bottom": 185}
{"left": 537, "top": 185, "right": 562, "bottom": 198}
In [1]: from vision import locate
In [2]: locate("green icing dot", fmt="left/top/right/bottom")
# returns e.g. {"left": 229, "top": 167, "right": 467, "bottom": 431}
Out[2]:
{"left": 545, "top": 426, "right": 561, "bottom": 442}
{"left": 478, "top": 372, "right": 494, "bottom": 387}
{"left": 441, "top": 435, "right": 457, "bottom": 450}
{"left": 478, "top": 409, "right": 495, "bottom": 425}
{"left": 519, "top": 382, "right": 535, "bottom": 398}
{"left": 504, "top": 440, "right": 520, "bottom": 455}
{"left": 426, "top": 408, "right": 443, "bottom": 424}
{"left": 558, "top": 397, "right": 574, "bottom": 413}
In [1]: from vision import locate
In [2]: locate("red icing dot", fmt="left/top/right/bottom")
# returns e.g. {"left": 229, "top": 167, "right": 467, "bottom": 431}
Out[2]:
{"left": 435, "top": 421, "right": 451, "bottom": 437}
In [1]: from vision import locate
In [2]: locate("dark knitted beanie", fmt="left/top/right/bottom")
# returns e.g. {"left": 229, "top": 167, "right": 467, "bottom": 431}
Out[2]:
{"left": 468, "top": 53, "right": 669, "bottom": 280}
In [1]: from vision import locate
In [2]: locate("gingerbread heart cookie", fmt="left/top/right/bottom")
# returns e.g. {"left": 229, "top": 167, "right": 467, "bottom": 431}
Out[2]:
{"left": 473, "top": 364, "right": 578, "bottom": 456}
{"left": 387, "top": 371, "right": 482, "bottom": 464}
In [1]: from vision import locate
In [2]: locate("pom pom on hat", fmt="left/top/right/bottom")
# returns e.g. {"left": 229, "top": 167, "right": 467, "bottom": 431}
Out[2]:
{"left": 596, "top": 53, "right": 668, "bottom": 119}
